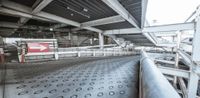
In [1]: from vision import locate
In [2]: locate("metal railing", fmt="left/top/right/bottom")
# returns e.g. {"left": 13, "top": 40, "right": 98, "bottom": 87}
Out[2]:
{"left": 140, "top": 51, "right": 180, "bottom": 98}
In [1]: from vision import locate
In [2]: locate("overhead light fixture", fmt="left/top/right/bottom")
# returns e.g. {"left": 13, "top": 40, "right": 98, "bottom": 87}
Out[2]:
{"left": 50, "top": 28, "right": 53, "bottom": 31}
{"left": 83, "top": 8, "right": 88, "bottom": 12}
{"left": 67, "top": 6, "right": 90, "bottom": 18}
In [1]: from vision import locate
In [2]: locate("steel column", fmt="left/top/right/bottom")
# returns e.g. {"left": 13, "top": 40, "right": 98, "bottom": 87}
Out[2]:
{"left": 98, "top": 33, "right": 104, "bottom": 49}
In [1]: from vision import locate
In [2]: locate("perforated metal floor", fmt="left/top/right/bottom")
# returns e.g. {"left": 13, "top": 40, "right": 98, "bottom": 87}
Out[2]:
{"left": 2, "top": 56, "right": 139, "bottom": 98}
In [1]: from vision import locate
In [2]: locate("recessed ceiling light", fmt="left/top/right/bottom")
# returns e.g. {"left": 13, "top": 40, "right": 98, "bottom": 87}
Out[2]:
{"left": 50, "top": 28, "right": 53, "bottom": 31}
{"left": 83, "top": 8, "right": 88, "bottom": 12}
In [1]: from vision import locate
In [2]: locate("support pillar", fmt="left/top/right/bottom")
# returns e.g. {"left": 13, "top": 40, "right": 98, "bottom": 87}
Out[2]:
{"left": 0, "top": 48, "right": 4, "bottom": 63}
{"left": 187, "top": 71, "right": 199, "bottom": 98}
{"left": 192, "top": 10, "right": 200, "bottom": 63}
{"left": 98, "top": 33, "right": 104, "bottom": 49}
{"left": 174, "top": 31, "right": 181, "bottom": 85}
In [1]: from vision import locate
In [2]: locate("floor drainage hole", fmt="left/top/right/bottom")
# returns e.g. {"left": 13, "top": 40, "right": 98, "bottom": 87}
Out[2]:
{"left": 98, "top": 87, "right": 104, "bottom": 90}
{"left": 34, "top": 90, "right": 43, "bottom": 94}
{"left": 80, "top": 83, "right": 86, "bottom": 86}
{"left": 49, "top": 89, "right": 57, "bottom": 94}
{"left": 87, "top": 87, "right": 93, "bottom": 91}
{"left": 56, "top": 83, "right": 64, "bottom": 87}
{"left": 68, "top": 83, "right": 75, "bottom": 86}
{"left": 97, "top": 92, "right": 104, "bottom": 97}
{"left": 91, "top": 79, "right": 96, "bottom": 81}
{"left": 119, "top": 91, "right": 125, "bottom": 95}
{"left": 76, "top": 87, "right": 82, "bottom": 91}
{"left": 109, "top": 91, "right": 115, "bottom": 96}
{"left": 28, "top": 80, "right": 36, "bottom": 83}
{"left": 70, "top": 94, "right": 78, "bottom": 98}
{"left": 73, "top": 79, "right": 78, "bottom": 82}
{"left": 52, "top": 79, "right": 58, "bottom": 83}
{"left": 118, "top": 85, "right": 123, "bottom": 88}
{"left": 16, "top": 85, "right": 26, "bottom": 89}
{"left": 62, "top": 79, "right": 69, "bottom": 82}
{"left": 40, "top": 80, "right": 48, "bottom": 83}
{"left": 63, "top": 88, "right": 70, "bottom": 93}
{"left": 109, "top": 86, "right": 114, "bottom": 89}
{"left": 31, "top": 84, "right": 40, "bottom": 88}
{"left": 18, "top": 91, "right": 28, "bottom": 95}
{"left": 82, "top": 79, "right": 87, "bottom": 81}
{"left": 56, "top": 96, "right": 64, "bottom": 98}
{"left": 84, "top": 93, "right": 92, "bottom": 98}
{"left": 89, "top": 82, "right": 95, "bottom": 86}
{"left": 44, "top": 84, "right": 52, "bottom": 88}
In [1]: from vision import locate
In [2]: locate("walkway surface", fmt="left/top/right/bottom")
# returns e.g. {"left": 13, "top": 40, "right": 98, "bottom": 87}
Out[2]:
{"left": 1, "top": 56, "right": 139, "bottom": 98}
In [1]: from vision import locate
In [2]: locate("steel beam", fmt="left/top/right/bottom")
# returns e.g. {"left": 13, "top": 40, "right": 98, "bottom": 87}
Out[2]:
{"left": 192, "top": 14, "right": 200, "bottom": 64}
{"left": 0, "top": 22, "right": 70, "bottom": 32}
{"left": 158, "top": 66, "right": 190, "bottom": 79}
{"left": 143, "top": 22, "right": 194, "bottom": 33}
{"left": 141, "top": 0, "right": 148, "bottom": 28}
{"left": 142, "top": 32, "right": 156, "bottom": 45}
{"left": 68, "top": 15, "right": 125, "bottom": 32}
{"left": 102, "top": 0, "right": 140, "bottom": 29}
{"left": 155, "top": 59, "right": 175, "bottom": 65}
{"left": 81, "top": 15, "right": 125, "bottom": 27}
{"left": 32, "top": 0, "right": 53, "bottom": 14}
{"left": 50, "top": 24, "right": 68, "bottom": 29}
{"left": 187, "top": 72, "right": 199, "bottom": 98}
{"left": 103, "top": 22, "right": 194, "bottom": 35}
{"left": 103, "top": 28, "right": 141, "bottom": 35}
{"left": 178, "top": 50, "right": 194, "bottom": 67}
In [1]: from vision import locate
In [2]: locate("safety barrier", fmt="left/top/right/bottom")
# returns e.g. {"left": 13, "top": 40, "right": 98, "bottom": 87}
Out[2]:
{"left": 139, "top": 50, "right": 180, "bottom": 98}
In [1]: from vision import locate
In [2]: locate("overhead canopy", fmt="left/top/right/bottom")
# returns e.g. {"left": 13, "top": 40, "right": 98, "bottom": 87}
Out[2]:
{"left": 0, "top": 0, "right": 154, "bottom": 46}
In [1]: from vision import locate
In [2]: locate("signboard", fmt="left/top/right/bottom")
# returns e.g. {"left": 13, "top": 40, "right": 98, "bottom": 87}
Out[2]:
{"left": 27, "top": 43, "right": 49, "bottom": 53}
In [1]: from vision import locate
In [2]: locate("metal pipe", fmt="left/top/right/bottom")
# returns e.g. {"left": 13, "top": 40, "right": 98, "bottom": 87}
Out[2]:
{"left": 139, "top": 51, "right": 180, "bottom": 98}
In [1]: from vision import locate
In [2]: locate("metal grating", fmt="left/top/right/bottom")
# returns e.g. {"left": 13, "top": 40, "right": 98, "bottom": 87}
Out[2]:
{"left": 118, "top": 0, "right": 142, "bottom": 27}
{"left": 0, "top": 14, "right": 20, "bottom": 23}
{"left": 9, "top": 0, "right": 37, "bottom": 7}
{"left": 43, "top": 0, "right": 118, "bottom": 23}
{"left": 94, "top": 21, "right": 134, "bottom": 30}
{"left": 3, "top": 56, "right": 139, "bottom": 98}
{"left": 117, "top": 34, "right": 155, "bottom": 46}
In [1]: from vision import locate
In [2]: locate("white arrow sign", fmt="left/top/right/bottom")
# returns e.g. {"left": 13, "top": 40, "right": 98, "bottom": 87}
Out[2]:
{"left": 29, "top": 44, "right": 47, "bottom": 51}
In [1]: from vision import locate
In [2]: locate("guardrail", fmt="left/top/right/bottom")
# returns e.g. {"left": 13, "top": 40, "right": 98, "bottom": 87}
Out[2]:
{"left": 140, "top": 51, "right": 180, "bottom": 98}
{"left": 24, "top": 48, "right": 139, "bottom": 62}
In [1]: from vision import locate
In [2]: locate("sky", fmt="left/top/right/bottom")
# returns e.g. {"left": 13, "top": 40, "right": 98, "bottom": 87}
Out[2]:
{"left": 146, "top": 0, "right": 200, "bottom": 25}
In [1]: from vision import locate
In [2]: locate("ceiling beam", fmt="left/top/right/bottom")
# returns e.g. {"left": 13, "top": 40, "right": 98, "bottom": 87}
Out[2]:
{"left": 0, "top": 0, "right": 103, "bottom": 33}
{"left": 0, "top": 22, "right": 70, "bottom": 32}
{"left": 81, "top": 15, "right": 125, "bottom": 27}
{"left": 103, "top": 22, "right": 195, "bottom": 35}
{"left": 142, "top": 22, "right": 194, "bottom": 33}
{"left": 64, "top": 15, "right": 125, "bottom": 31}
{"left": 102, "top": 0, "right": 140, "bottom": 29}
{"left": 104, "top": 28, "right": 141, "bottom": 35}
{"left": 18, "top": 0, "right": 53, "bottom": 25}
{"left": 50, "top": 24, "right": 68, "bottom": 29}
{"left": 141, "top": 0, "right": 148, "bottom": 28}
{"left": 32, "top": 0, "right": 53, "bottom": 14}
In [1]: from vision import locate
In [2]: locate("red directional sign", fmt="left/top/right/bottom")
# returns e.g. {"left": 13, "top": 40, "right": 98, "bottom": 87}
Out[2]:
{"left": 27, "top": 43, "right": 49, "bottom": 53}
